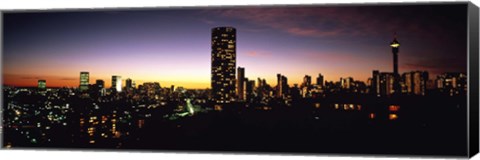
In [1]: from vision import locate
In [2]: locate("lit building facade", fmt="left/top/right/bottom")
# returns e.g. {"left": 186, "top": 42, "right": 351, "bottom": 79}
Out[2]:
{"left": 435, "top": 72, "right": 467, "bottom": 96}
{"left": 80, "top": 71, "right": 89, "bottom": 91}
{"left": 402, "top": 71, "right": 428, "bottom": 95}
{"left": 112, "top": 75, "right": 122, "bottom": 92}
{"left": 38, "top": 80, "right": 46, "bottom": 90}
{"left": 211, "top": 27, "right": 236, "bottom": 103}
{"left": 371, "top": 70, "right": 395, "bottom": 97}
{"left": 340, "top": 77, "right": 354, "bottom": 90}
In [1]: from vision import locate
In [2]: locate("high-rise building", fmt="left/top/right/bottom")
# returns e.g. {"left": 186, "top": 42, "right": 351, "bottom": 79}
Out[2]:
{"left": 38, "top": 80, "right": 46, "bottom": 90}
{"left": 382, "top": 73, "right": 395, "bottom": 96}
{"left": 402, "top": 71, "right": 428, "bottom": 95}
{"left": 126, "top": 78, "right": 133, "bottom": 90}
{"left": 245, "top": 78, "right": 255, "bottom": 103}
{"left": 276, "top": 74, "right": 288, "bottom": 98}
{"left": 277, "top": 74, "right": 283, "bottom": 98}
{"left": 316, "top": 73, "right": 324, "bottom": 87}
{"left": 371, "top": 71, "right": 395, "bottom": 97}
{"left": 79, "top": 71, "right": 89, "bottom": 91}
{"left": 95, "top": 79, "right": 105, "bottom": 96}
{"left": 211, "top": 27, "right": 236, "bottom": 103}
{"left": 390, "top": 34, "right": 400, "bottom": 75}
{"left": 237, "top": 67, "right": 245, "bottom": 101}
{"left": 372, "top": 70, "right": 380, "bottom": 96}
{"left": 112, "top": 75, "right": 122, "bottom": 92}
{"left": 302, "top": 75, "right": 312, "bottom": 87}
{"left": 340, "top": 77, "right": 354, "bottom": 90}
{"left": 390, "top": 34, "right": 401, "bottom": 94}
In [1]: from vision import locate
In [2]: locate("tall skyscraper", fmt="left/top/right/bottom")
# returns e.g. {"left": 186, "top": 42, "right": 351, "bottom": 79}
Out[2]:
{"left": 276, "top": 74, "right": 288, "bottom": 98}
{"left": 79, "top": 71, "right": 89, "bottom": 91}
{"left": 126, "top": 78, "right": 133, "bottom": 90}
{"left": 245, "top": 79, "right": 255, "bottom": 103}
{"left": 390, "top": 33, "right": 401, "bottom": 94}
{"left": 38, "top": 80, "right": 46, "bottom": 90}
{"left": 390, "top": 34, "right": 400, "bottom": 75}
{"left": 316, "top": 73, "right": 324, "bottom": 87}
{"left": 277, "top": 74, "right": 283, "bottom": 98}
{"left": 237, "top": 67, "right": 245, "bottom": 101}
{"left": 372, "top": 70, "right": 381, "bottom": 96}
{"left": 211, "top": 27, "right": 236, "bottom": 103}
{"left": 112, "top": 75, "right": 122, "bottom": 92}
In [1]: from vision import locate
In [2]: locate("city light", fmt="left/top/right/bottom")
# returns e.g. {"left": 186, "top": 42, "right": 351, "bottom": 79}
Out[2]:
{"left": 1, "top": 5, "right": 469, "bottom": 154}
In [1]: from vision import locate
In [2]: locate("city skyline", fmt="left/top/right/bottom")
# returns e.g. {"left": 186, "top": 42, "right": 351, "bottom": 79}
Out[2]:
{"left": 3, "top": 5, "right": 467, "bottom": 89}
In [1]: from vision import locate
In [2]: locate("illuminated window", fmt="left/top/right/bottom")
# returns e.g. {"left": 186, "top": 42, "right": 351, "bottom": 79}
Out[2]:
{"left": 389, "top": 114, "right": 398, "bottom": 120}
{"left": 369, "top": 113, "right": 375, "bottom": 119}
{"left": 389, "top": 105, "right": 400, "bottom": 112}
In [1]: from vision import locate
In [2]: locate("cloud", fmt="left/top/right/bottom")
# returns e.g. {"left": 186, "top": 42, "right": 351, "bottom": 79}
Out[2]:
{"left": 201, "top": 6, "right": 465, "bottom": 40}
{"left": 401, "top": 57, "right": 466, "bottom": 76}
{"left": 203, "top": 7, "right": 380, "bottom": 38}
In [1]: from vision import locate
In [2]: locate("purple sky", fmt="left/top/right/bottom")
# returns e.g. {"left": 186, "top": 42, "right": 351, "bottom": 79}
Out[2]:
{"left": 3, "top": 4, "right": 468, "bottom": 88}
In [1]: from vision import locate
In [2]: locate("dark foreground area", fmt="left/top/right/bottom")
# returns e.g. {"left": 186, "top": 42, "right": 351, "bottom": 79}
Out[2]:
{"left": 3, "top": 93, "right": 467, "bottom": 157}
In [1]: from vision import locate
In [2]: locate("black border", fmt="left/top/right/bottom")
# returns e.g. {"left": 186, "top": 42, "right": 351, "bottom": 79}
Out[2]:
{"left": 468, "top": 1, "right": 479, "bottom": 158}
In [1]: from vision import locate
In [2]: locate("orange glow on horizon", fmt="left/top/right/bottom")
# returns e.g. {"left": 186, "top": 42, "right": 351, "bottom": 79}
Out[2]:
{"left": 3, "top": 73, "right": 210, "bottom": 89}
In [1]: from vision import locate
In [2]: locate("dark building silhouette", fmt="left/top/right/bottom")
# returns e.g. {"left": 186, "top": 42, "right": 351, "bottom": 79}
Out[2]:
{"left": 79, "top": 72, "right": 89, "bottom": 91}
{"left": 95, "top": 79, "right": 105, "bottom": 96}
{"left": 211, "top": 27, "right": 236, "bottom": 103}
{"left": 390, "top": 34, "right": 400, "bottom": 75}
{"left": 390, "top": 34, "right": 401, "bottom": 94}
{"left": 96, "top": 80, "right": 105, "bottom": 89}
{"left": 276, "top": 74, "right": 288, "bottom": 98}
{"left": 316, "top": 73, "right": 324, "bottom": 87}
{"left": 38, "top": 80, "right": 46, "bottom": 90}
{"left": 126, "top": 78, "right": 133, "bottom": 90}
{"left": 245, "top": 78, "right": 255, "bottom": 103}
{"left": 302, "top": 75, "right": 312, "bottom": 87}
{"left": 237, "top": 67, "right": 245, "bottom": 101}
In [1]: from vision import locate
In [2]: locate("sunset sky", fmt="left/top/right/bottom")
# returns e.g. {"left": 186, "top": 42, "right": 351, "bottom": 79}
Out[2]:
{"left": 2, "top": 4, "right": 467, "bottom": 89}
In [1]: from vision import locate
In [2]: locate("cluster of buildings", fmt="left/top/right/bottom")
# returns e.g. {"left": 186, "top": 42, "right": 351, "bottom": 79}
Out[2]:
{"left": 209, "top": 27, "right": 467, "bottom": 104}
{"left": 33, "top": 27, "right": 467, "bottom": 105}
